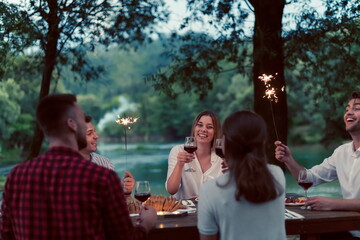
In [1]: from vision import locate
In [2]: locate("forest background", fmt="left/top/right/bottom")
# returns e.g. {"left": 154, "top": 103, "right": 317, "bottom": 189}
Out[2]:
{"left": 0, "top": 0, "right": 359, "bottom": 175}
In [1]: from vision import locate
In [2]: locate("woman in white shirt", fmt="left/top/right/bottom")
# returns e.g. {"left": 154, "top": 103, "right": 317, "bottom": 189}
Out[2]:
{"left": 197, "top": 110, "right": 286, "bottom": 240}
{"left": 165, "top": 110, "right": 223, "bottom": 200}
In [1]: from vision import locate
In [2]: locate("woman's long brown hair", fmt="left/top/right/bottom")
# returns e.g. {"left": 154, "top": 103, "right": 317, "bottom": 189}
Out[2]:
{"left": 221, "top": 110, "right": 283, "bottom": 203}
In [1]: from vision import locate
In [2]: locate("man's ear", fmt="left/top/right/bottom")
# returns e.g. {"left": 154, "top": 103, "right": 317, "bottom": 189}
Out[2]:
{"left": 67, "top": 118, "right": 77, "bottom": 132}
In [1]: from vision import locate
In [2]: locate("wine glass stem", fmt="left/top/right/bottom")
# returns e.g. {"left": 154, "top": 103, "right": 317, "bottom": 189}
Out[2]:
{"left": 304, "top": 190, "right": 307, "bottom": 199}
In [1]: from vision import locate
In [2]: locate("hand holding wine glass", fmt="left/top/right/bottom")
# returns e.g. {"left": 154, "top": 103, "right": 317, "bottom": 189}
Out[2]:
{"left": 134, "top": 181, "right": 151, "bottom": 204}
{"left": 298, "top": 169, "right": 313, "bottom": 209}
{"left": 215, "top": 138, "right": 225, "bottom": 158}
{"left": 184, "top": 137, "right": 197, "bottom": 172}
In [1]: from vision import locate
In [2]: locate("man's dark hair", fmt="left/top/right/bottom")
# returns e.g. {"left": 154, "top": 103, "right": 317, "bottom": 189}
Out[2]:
{"left": 85, "top": 115, "right": 92, "bottom": 123}
{"left": 36, "top": 94, "right": 77, "bottom": 135}
{"left": 351, "top": 92, "right": 360, "bottom": 99}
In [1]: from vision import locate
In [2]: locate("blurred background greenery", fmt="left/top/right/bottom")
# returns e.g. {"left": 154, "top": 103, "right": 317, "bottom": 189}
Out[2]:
{"left": 0, "top": 0, "right": 358, "bottom": 197}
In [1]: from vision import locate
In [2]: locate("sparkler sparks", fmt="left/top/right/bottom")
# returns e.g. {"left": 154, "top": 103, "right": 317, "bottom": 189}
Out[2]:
{"left": 116, "top": 116, "right": 139, "bottom": 129}
{"left": 115, "top": 115, "right": 139, "bottom": 169}
{"left": 258, "top": 73, "right": 285, "bottom": 140}
{"left": 259, "top": 73, "right": 281, "bottom": 103}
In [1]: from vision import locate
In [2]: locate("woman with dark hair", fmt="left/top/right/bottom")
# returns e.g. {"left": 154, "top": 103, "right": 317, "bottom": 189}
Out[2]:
{"left": 197, "top": 110, "right": 286, "bottom": 240}
{"left": 166, "top": 110, "right": 223, "bottom": 200}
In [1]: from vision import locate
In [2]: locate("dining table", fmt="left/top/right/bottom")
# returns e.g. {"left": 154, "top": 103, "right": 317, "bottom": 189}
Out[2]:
{"left": 131, "top": 202, "right": 360, "bottom": 240}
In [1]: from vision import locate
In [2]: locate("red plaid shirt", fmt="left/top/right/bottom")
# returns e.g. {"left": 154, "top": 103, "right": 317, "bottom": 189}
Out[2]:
{"left": 0, "top": 147, "right": 146, "bottom": 240}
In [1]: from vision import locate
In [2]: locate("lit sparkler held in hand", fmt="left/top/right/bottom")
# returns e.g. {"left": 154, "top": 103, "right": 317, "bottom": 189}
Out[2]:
{"left": 258, "top": 73, "right": 284, "bottom": 140}
{"left": 115, "top": 115, "right": 139, "bottom": 168}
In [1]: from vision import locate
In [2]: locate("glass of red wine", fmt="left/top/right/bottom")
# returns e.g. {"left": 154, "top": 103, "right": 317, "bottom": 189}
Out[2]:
{"left": 134, "top": 181, "right": 151, "bottom": 204}
{"left": 184, "top": 136, "right": 197, "bottom": 172}
{"left": 215, "top": 138, "right": 225, "bottom": 158}
{"left": 298, "top": 169, "right": 313, "bottom": 209}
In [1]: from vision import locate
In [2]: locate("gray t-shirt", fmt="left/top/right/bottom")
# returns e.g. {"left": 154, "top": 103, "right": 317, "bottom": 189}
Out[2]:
{"left": 197, "top": 164, "right": 286, "bottom": 240}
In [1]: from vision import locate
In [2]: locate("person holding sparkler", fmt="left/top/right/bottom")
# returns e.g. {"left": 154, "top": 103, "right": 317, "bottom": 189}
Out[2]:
{"left": 80, "top": 115, "right": 135, "bottom": 195}
{"left": 275, "top": 92, "right": 360, "bottom": 239}
{"left": 165, "top": 110, "right": 224, "bottom": 200}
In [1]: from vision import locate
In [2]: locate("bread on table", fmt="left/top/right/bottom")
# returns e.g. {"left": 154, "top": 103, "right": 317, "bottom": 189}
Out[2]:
{"left": 125, "top": 195, "right": 188, "bottom": 213}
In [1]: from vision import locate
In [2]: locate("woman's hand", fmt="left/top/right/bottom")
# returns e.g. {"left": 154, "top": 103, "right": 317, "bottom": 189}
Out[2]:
{"left": 177, "top": 152, "right": 195, "bottom": 166}
{"left": 221, "top": 160, "right": 228, "bottom": 173}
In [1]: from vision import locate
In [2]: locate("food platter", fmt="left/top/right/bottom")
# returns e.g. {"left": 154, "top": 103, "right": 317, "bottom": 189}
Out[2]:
{"left": 129, "top": 199, "right": 196, "bottom": 217}
{"left": 285, "top": 193, "right": 306, "bottom": 206}
{"left": 285, "top": 202, "right": 305, "bottom": 206}
{"left": 130, "top": 207, "right": 195, "bottom": 217}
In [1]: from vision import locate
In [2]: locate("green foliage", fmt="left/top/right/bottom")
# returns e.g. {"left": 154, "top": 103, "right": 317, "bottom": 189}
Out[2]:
{"left": 0, "top": 148, "right": 23, "bottom": 166}
{"left": 0, "top": 2, "right": 37, "bottom": 77}
{"left": 1, "top": 0, "right": 170, "bottom": 82}
{"left": 0, "top": 54, "right": 43, "bottom": 153}
{"left": 1, "top": 0, "right": 171, "bottom": 158}
{"left": 5, "top": 114, "right": 34, "bottom": 149}
{"left": 1, "top": 0, "right": 360, "bottom": 161}
{"left": 77, "top": 94, "right": 104, "bottom": 124}
{"left": 284, "top": 0, "right": 360, "bottom": 145}
{"left": 0, "top": 79, "right": 24, "bottom": 140}
{"left": 0, "top": 175, "right": 6, "bottom": 191}
{"left": 147, "top": 32, "right": 249, "bottom": 100}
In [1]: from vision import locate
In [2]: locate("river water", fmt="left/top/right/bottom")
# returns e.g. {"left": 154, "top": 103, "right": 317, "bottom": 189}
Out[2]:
{"left": 97, "top": 142, "right": 342, "bottom": 198}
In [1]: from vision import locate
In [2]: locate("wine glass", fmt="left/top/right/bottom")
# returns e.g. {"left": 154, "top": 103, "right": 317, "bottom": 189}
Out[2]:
{"left": 215, "top": 138, "right": 225, "bottom": 158}
{"left": 134, "top": 181, "right": 151, "bottom": 204}
{"left": 298, "top": 169, "right": 313, "bottom": 209}
{"left": 184, "top": 136, "right": 197, "bottom": 172}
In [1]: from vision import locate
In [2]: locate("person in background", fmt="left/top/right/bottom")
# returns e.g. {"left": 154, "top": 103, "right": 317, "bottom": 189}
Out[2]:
{"left": 197, "top": 110, "right": 286, "bottom": 240}
{"left": 80, "top": 115, "right": 134, "bottom": 195}
{"left": 166, "top": 110, "right": 223, "bottom": 200}
{"left": 0, "top": 94, "right": 157, "bottom": 240}
{"left": 275, "top": 91, "right": 360, "bottom": 240}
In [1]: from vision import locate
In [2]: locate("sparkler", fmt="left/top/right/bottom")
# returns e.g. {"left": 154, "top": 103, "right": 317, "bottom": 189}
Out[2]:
{"left": 115, "top": 115, "right": 139, "bottom": 168}
{"left": 258, "top": 73, "right": 284, "bottom": 140}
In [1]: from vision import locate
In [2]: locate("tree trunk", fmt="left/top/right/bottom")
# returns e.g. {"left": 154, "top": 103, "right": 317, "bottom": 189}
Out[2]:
{"left": 249, "top": 0, "right": 287, "bottom": 168}
{"left": 27, "top": 3, "right": 60, "bottom": 159}
{"left": 27, "top": 51, "right": 57, "bottom": 159}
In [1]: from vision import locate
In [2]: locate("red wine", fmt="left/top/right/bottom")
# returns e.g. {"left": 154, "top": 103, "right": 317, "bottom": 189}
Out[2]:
{"left": 184, "top": 146, "right": 197, "bottom": 153}
{"left": 215, "top": 147, "right": 225, "bottom": 158}
{"left": 134, "top": 193, "right": 151, "bottom": 202}
{"left": 298, "top": 182, "right": 313, "bottom": 190}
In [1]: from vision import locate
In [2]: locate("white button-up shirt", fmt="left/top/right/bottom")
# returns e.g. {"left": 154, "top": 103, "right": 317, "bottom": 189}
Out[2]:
{"left": 310, "top": 141, "right": 360, "bottom": 237}
{"left": 165, "top": 144, "right": 223, "bottom": 200}
{"left": 310, "top": 141, "right": 360, "bottom": 199}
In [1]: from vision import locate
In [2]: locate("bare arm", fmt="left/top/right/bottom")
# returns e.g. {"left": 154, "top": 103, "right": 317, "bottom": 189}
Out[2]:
{"left": 307, "top": 197, "right": 360, "bottom": 211}
{"left": 274, "top": 141, "right": 305, "bottom": 180}
{"left": 166, "top": 151, "right": 194, "bottom": 195}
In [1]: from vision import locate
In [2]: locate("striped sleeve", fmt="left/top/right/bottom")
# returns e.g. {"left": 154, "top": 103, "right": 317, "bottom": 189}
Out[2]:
{"left": 90, "top": 153, "right": 115, "bottom": 170}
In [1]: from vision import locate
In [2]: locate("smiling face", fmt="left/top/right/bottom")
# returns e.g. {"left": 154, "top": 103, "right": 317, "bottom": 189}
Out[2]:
{"left": 84, "top": 122, "right": 99, "bottom": 153}
{"left": 344, "top": 98, "right": 360, "bottom": 134}
{"left": 193, "top": 115, "right": 215, "bottom": 145}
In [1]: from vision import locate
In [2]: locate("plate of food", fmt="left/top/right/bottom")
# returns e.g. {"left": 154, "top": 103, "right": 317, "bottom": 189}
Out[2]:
{"left": 285, "top": 193, "right": 306, "bottom": 206}
{"left": 127, "top": 195, "right": 191, "bottom": 216}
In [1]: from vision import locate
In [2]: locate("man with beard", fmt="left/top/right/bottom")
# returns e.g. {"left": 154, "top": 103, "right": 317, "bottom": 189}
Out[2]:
{"left": 275, "top": 92, "right": 360, "bottom": 240}
{"left": 80, "top": 115, "right": 135, "bottom": 195}
{"left": 0, "top": 94, "right": 156, "bottom": 240}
